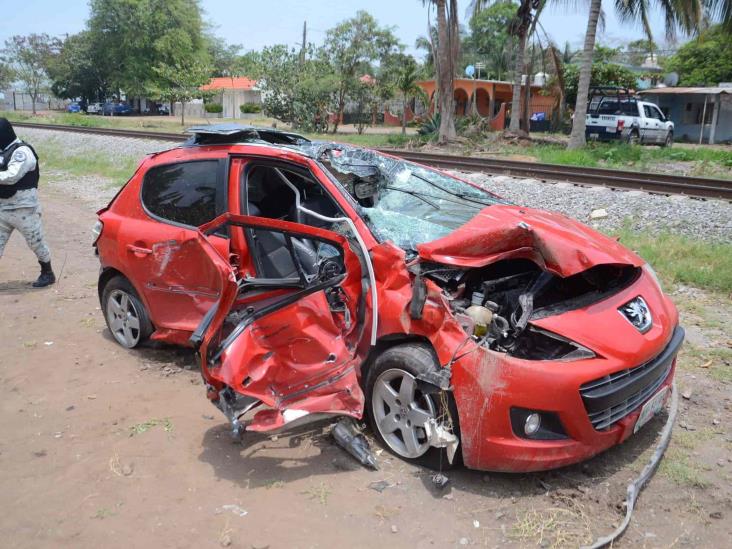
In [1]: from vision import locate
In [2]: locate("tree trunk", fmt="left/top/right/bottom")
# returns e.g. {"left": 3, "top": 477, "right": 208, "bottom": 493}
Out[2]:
{"left": 521, "top": 51, "right": 534, "bottom": 135}
{"left": 568, "top": 0, "right": 602, "bottom": 149}
{"left": 435, "top": 0, "right": 456, "bottom": 144}
{"left": 31, "top": 92, "right": 37, "bottom": 115}
{"left": 509, "top": 32, "right": 526, "bottom": 133}
{"left": 402, "top": 93, "right": 408, "bottom": 135}
{"left": 181, "top": 101, "right": 185, "bottom": 126}
{"left": 333, "top": 89, "right": 345, "bottom": 134}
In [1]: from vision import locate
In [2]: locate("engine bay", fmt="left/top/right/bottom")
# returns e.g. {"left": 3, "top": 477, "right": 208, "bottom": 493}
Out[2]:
{"left": 422, "top": 259, "right": 641, "bottom": 360}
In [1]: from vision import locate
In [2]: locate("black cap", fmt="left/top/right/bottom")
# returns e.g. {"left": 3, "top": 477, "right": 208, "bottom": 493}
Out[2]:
{"left": 0, "top": 118, "right": 17, "bottom": 150}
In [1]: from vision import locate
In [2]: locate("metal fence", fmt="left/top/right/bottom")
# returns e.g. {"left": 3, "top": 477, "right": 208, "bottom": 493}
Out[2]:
{"left": 0, "top": 90, "right": 68, "bottom": 111}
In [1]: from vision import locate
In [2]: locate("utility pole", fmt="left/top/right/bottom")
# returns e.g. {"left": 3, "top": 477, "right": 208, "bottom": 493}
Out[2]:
{"left": 299, "top": 21, "right": 307, "bottom": 66}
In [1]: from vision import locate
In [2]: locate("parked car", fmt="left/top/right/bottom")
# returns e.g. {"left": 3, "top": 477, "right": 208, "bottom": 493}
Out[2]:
{"left": 585, "top": 87, "right": 675, "bottom": 146}
{"left": 93, "top": 124, "right": 683, "bottom": 472}
{"left": 101, "top": 102, "right": 133, "bottom": 116}
{"left": 66, "top": 102, "right": 82, "bottom": 113}
{"left": 87, "top": 102, "right": 103, "bottom": 115}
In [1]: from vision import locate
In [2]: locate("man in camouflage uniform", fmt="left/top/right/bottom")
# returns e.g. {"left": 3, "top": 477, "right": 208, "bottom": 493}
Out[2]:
{"left": 0, "top": 118, "right": 55, "bottom": 287}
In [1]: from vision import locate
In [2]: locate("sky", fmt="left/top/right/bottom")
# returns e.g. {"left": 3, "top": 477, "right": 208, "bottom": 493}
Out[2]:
{"left": 0, "top": 0, "right": 685, "bottom": 59}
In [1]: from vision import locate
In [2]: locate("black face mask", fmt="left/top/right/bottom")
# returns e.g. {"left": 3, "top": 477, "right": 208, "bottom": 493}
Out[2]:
{"left": 0, "top": 118, "right": 18, "bottom": 150}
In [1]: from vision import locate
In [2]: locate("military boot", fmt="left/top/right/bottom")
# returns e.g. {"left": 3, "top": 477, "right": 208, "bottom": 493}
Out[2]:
{"left": 32, "top": 261, "right": 56, "bottom": 288}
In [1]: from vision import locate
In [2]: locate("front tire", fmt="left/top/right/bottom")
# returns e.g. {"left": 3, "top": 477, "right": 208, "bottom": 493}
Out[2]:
{"left": 365, "top": 343, "right": 460, "bottom": 470}
{"left": 661, "top": 131, "right": 673, "bottom": 147}
{"left": 102, "top": 276, "right": 152, "bottom": 348}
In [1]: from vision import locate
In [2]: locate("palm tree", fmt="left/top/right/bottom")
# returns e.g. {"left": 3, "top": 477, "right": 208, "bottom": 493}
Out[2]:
{"left": 568, "top": 0, "right": 704, "bottom": 149}
{"left": 567, "top": 0, "right": 602, "bottom": 149}
{"left": 396, "top": 63, "right": 422, "bottom": 135}
{"left": 423, "top": 0, "right": 460, "bottom": 143}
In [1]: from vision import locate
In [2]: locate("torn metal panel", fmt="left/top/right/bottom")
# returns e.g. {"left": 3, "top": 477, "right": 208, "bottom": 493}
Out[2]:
{"left": 417, "top": 205, "right": 643, "bottom": 277}
{"left": 195, "top": 213, "right": 367, "bottom": 433}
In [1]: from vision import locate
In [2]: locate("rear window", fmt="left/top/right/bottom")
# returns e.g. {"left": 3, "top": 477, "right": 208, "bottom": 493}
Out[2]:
{"left": 141, "top": 160, "right": 224, "bottom": 227}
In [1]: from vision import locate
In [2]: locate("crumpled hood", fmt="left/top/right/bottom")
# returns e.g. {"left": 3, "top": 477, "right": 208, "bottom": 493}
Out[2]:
{"left": 416, "top": 205, "right": 643, "bottom": 277}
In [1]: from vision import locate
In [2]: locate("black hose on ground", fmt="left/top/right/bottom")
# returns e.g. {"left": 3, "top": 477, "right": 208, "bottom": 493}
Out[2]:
{"left": 581, "top": 381, "right": 679, "bottom": 549}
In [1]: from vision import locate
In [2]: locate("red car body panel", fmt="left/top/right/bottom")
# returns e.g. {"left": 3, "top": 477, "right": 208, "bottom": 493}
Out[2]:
{"left": 194, "top": 213, "right": 367, "bottom": 432}
{"left": 417, "top": 205, "right": 643, "bottom": 276}
{"left": 96, "top": 139, "right": 682, "bottom": 472}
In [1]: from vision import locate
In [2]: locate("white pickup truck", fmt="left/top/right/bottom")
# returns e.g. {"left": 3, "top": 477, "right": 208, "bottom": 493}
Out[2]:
{"left": 585, "top": 89, "right": 674, "bottom": 146}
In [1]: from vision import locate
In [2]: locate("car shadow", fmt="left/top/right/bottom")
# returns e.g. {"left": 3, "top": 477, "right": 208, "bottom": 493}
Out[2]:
{"left": 0, "top": 279, "right": 41, "bottom": 294}
{"left": 417, "top": 410, "right": 669, "bottom": 500}
{"left": 197, "top": 418, "right": 365, "bottom": 489}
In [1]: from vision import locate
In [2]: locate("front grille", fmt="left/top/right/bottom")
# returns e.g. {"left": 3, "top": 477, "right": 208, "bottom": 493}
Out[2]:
{"left": 580, "top": 327, "right": 684, "bottom": 430}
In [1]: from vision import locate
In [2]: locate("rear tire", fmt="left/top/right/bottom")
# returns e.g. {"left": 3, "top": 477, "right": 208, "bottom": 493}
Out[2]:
{"left": 627, "top": 130, "right": 640, "bottom": 146}
{"left": 365, "top": 343, "right": 460, "bottom": 470}
{"left": 101, "top": 276, "right": 153, "bottom": 348}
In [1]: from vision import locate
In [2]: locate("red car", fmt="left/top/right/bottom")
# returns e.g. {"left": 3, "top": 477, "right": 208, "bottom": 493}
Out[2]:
{"left": 94, "top": 125, "right": 683, "bottom": 472}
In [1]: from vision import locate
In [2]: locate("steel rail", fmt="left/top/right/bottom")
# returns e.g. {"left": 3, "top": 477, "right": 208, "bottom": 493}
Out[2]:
{"left": 13, "top": 121, "right": 732, "bottom": 200}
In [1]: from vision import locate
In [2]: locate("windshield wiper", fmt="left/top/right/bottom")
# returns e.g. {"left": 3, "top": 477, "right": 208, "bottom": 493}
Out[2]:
{"left": 385, "top": 186, "right": 441, "bottom": 210}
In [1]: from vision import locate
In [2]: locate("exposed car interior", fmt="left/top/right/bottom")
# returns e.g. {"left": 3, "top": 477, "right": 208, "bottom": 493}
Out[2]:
{"left": 244, "top": 163, "right": 343, "bottom": 279}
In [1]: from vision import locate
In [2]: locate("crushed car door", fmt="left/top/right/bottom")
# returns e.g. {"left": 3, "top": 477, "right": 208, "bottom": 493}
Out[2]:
{"left": 193, "top": 213, "right": 367, "bottom": 433}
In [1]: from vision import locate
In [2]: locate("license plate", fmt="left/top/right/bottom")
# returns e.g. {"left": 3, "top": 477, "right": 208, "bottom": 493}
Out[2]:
{"left": 590, "top": 133, "right": 599, "bottom": 139}
{"left": 634, "top": 386, "right": 669, "bottom": 434}
{"left": 605, "top": 127, "right": 616, "bottom": 133}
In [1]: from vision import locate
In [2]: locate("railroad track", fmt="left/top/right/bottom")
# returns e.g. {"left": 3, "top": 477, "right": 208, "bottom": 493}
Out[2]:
{"left": 13, "top": 121, "right": 732, "bottom": 200}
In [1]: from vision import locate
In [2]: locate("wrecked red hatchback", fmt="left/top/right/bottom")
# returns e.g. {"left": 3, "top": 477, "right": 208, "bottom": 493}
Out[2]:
{"left": 94, "top": 125, "right": 683, "bottom": 472}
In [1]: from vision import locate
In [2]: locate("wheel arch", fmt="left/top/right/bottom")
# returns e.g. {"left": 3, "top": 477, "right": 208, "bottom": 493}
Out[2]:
{"left": 98, "top": 267, "right": 148, "bottom": 313}
{"left": 360, "top": 333, "right": 439, "bottom": 388}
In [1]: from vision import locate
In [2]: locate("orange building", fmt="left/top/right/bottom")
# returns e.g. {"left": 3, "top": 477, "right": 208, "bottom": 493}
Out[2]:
{"left": 416, "top": 78, "right": 556, "bottom": 130}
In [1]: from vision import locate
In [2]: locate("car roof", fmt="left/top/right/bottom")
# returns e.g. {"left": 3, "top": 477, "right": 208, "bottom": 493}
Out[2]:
{"left": 184, "top": 124, "right": 310, "bottom": 147}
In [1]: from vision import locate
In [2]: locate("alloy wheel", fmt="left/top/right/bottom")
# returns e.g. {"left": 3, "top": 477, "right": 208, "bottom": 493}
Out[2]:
{"left": 106, "top": 289, "right": 142, "bottom": 348}
{"left": 371, "top": 368, "right": 437, "bottom": 458}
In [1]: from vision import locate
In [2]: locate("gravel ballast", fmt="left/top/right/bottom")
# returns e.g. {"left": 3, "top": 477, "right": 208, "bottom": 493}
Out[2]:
{"left": 17, "top": 127, "right": 732, "bottom": 242}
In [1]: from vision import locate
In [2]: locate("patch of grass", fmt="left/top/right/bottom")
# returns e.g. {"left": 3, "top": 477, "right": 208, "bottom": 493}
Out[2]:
{"left": 493, "top": 139, "right": 732, "bottom": 178}
{"left": 92, "top": 507, "right": 115, "bottom": 519}
{"left": 301, "top": 481, "right": 330, "bottom": 505}
{"left": 673, "top": 428, "right": 717, "bottom": 450}
{"left": 27, "top": 139, "right": 139, "bottom": 189}
{"left": 509, "top": 497, "right": 593, "bottom": 548}
{"left": 128, "top": 418, "right": 173, "bottom": 437}
{"left": 659, "top": 447, "right": 708, "bottom": 487}
{"left": 612, "top": 228, "right": 732, "bottom": 294}
{"left": 681, "top": 345, "right": 732, "bottom": 383}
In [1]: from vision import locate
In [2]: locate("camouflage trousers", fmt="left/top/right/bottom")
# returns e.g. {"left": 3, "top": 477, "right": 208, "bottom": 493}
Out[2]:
{"left": 0, "top": 205, "right": 51, "bottom": 263}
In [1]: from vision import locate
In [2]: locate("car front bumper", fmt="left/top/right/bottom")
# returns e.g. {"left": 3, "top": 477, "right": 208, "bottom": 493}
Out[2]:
{"left": 450, "top": 323, "right": 683, "bottom": 473}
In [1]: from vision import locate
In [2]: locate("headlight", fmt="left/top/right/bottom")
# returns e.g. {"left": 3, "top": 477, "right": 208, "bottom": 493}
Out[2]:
{"left": 644, "top": 263, "right": 663, "bottom": 292}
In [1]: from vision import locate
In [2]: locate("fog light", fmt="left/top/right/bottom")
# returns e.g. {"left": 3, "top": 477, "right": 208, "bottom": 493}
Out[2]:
{"left": 524, "top": 413, "right": 541, "bottom": 436}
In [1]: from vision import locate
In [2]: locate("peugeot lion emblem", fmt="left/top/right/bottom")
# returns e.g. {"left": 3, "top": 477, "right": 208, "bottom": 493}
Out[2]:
{"left": 619, "top": 296, "right": 652, "bottom": 333}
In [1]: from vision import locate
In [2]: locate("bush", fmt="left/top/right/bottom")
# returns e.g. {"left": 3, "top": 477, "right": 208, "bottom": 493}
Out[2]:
{"left": 240, "top": 103, "right": 262, "bottom": 114}
{"left": 204, "top": 103, "right": 223, "bottom": 113}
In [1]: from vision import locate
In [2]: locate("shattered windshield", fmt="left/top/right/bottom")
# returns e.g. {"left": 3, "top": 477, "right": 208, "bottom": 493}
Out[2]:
{"left": 314, "top": 145, "right": 506, "bottom": 251}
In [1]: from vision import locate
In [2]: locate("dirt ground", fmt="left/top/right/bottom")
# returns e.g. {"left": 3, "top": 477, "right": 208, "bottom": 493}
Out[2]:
{"left": 1, "top": 182, "right": 730, "bottom": 548}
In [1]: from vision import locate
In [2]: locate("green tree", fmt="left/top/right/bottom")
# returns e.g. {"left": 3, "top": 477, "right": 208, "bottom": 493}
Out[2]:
{"left": 563, "top": 62, "right": 637, "bottom": 106}
{"left": 253, "top": 44, "right": 338, "bottom": 132}
{"left": 0, "top": 61, "right": 13, "bottom": 90}
{"left": 88, "top": 0, "right": 206, "bottom": 99}
{"left": 665, "top": 25, "right": 732, "bottom": 85}
{"left": 204, "top": 34, "right": 243, "bottom": 77}
{"left": 151, "top": 60, "right": 211, "bottom": 125}
{"left": 322, "top": 10, "right": 402, "bottom": 133}
{"left": 2, "top": 34, "right": 59, "bottom": 114}
{"left": 46, "top": 31, "right": 108, "bottom": 102}
{"left": 395, "top": 60, "right": 423, "bottom": 135}
{"left": 465, "top": 1, "right": 516, "bottom": 80}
